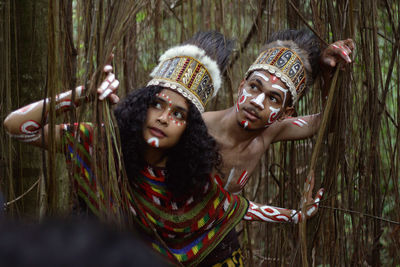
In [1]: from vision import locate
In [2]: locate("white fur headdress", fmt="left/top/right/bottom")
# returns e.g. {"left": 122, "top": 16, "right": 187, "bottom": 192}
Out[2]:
{"left": 148, "top": 44, "right": 222, "bottom": 112}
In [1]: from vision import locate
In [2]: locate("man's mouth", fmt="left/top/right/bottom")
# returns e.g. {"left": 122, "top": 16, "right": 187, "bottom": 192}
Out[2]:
{"left": 243, "top": 107, "right": 260, "bottom": 122}
{"left": 149, "top": 127, "right": 166, "bottom": 138}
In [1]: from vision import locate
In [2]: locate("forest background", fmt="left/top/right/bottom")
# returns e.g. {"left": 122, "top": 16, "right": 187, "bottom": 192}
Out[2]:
{"left": 0, "top": 1, "right": 399, "bottom": 266}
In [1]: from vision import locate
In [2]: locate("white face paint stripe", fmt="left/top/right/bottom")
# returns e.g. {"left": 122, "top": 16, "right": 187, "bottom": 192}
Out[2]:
{"left": 147, "top": 137, "right": 159, "bottom": 148}
{"left": 253, "top": 71, "right": 270, "bottom": 82}
{"left": 272, "top": 84, "right": 288, "bottom": 105}
{"left": 250, "top": 93, "right": 265, "bottom": 109}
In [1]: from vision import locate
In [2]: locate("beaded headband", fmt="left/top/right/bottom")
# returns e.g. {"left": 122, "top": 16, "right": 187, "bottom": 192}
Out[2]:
{"left": 148, "top": 45, "right": 222, "bottom": 113}
{"left": 245, "top": 46, "right": 307, "bottom": 104}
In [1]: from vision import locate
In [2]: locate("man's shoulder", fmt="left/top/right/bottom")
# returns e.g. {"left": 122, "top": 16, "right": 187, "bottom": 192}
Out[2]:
{"left": 202, "top": 109, "right": 228, "bottom": 125}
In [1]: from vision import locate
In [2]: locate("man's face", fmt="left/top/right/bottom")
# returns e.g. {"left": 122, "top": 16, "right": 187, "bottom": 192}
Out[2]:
{"left": 235, "top": 70, "right": 291, "bottom": 130}
{"left": 143, "top": 89, "right": 188, "bottom": 149}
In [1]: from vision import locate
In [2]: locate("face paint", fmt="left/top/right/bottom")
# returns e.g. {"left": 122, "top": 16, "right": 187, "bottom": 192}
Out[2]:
{"left": 156, "top": 92, "right": 181, "bottom": 125}
{"left": 270, "top": 75, "right": 279, "bottom": 83}
{"left": 236, "top": 88, "right": 252, "bottom": 112}
{"left": 253, "top": 71, "right": 270, "bottom": 82}
{"left": 240, "top": 120, "right": 249, "bottom": 129}
{"left": 168, "top": 115, "right": 186, "bottom": 126}
{"left": 157, "top": 93, "right": 172, "bottom": 109}
{"left": 250, "top": 93, "right": 265, "bottom": 109}
{"left": 272, "top": 84, "right": 288, "bottom": 105}
{"left": 265, "top": 106, "right": 281, "bottom": 127}
{"left": 147, "top": 137, "right": 160, "bottom": 148}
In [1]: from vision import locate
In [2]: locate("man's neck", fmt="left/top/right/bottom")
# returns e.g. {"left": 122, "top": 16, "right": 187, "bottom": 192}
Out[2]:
{"left": 207, "top": 107, "right": 265, "bottom": 146}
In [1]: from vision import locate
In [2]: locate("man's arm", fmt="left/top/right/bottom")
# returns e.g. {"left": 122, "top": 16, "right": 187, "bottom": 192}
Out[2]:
{"left": 243, "top": 174, "right": 324, "bottom": 223}
{"left": 3, "top": 65, "right": 119, "bottom": 149}
{"left": 270, "top": 113, "right": 321, "bottom": 143}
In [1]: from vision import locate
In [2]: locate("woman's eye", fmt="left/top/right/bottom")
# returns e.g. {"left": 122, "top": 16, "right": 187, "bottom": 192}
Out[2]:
{"left": 173, "top": 111, "right": 184, "bottom": 120}
{"left": 152, "top": 102, "right": 162, "bottom": 109}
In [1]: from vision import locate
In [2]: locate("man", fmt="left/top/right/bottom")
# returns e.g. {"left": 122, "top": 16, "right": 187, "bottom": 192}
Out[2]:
{"left": 203, "top": 29, "right": 355, "bottom": 194}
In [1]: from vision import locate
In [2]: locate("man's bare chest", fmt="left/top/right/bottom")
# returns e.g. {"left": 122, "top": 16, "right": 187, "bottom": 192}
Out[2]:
{"left": 213, "top": 143, "right": 265, "bottom": 194}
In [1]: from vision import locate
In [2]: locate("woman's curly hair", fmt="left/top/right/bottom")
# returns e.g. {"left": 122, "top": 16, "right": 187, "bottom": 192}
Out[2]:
{"left": 114, "top": 85, "right": 220, "bottom": 199}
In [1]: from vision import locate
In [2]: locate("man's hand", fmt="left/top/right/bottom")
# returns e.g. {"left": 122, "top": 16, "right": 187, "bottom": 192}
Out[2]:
{"left": 321, "top": 39, "right": 355, "bottom": 70}
{"left": 302, "top": 171, "right": 324, "bottom": 219}
{"left": 97, "top": 64, "right": 120, "bottom": 104}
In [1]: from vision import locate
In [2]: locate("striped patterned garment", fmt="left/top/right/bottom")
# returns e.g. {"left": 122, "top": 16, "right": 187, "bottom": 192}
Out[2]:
{"left": 61, "top": 123, "right": 249, "bottom": 266}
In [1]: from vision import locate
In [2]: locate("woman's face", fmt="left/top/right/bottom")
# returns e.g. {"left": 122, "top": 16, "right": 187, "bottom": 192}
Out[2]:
{"left": 143, "top": 89, "right": 189, "bottom": 149}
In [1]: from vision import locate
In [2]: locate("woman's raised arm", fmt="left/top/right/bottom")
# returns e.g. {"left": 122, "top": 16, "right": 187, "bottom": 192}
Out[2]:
{"left": 3, "top": 65, "right": 119, "bottom": 149}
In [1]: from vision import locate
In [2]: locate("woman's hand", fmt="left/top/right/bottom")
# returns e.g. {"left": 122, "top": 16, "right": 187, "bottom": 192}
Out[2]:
{"left": 97, "top": 64, "right": 120, "bottom": 104}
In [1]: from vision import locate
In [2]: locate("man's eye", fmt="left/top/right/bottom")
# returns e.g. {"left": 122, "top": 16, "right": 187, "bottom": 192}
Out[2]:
{"left": 269, "top": 96, "right": 277, "bottom": 103}
{"left": 250, "top": 84, "right": 258, "bottom": 91}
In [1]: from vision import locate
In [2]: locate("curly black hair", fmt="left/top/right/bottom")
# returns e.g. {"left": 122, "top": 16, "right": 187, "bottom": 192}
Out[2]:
{"left": 114, "top": 86, "right": 220, "bottom": 199}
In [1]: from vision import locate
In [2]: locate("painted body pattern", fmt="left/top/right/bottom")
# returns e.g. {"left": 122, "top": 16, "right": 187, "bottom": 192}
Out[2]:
{"left": 306, "top": 190, "right": 323, "bottom": 217}
{"left": 20, "top": 120, "right": 41, "bottom": 134}
{"left": 292, "top": 118, "right": 308, "bottom": 128}
{"left": 55, "top": 100, "right": 72, "bottom": 111}
{"left": 237, "top": 170, "right": 249, "bottom": 187}
{"left": 244, "top": 202, "right": 292, "bottom": 222}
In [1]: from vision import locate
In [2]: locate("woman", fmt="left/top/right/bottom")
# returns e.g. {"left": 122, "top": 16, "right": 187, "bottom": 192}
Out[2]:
{"left": 4, "top": 31, "right": 322, "bottom": 266}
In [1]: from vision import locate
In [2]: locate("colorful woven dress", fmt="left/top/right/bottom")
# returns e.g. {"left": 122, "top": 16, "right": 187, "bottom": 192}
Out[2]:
{"left": 62, "top": 123, "right": 249, "bottom": 266}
